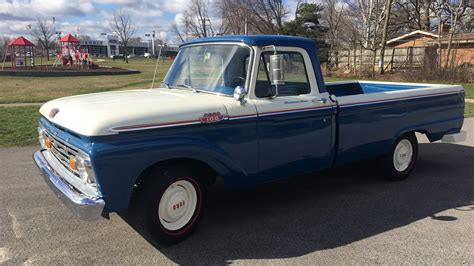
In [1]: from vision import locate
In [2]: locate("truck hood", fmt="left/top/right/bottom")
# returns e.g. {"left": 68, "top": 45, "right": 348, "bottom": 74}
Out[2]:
{"left": 39, "top": 89, "right": 230, "bottom": 136}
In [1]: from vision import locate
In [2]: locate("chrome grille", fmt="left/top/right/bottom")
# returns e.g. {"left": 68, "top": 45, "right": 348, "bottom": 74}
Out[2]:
{"left": 44, "top": 130, "right": 81, "bottom": 178}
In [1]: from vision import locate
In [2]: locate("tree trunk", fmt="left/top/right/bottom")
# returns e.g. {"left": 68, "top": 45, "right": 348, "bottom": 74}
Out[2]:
{"left": 420, "top": 0, "right": 431, "bottom": 31}
{"left": 372, "top": 48, "right": 377, "bottom": 77}
{"left": 444, "top": 13, "right": 457, "bottom": 69}
{"left": 379, "top": 0, "right": 393, "bottom": 74}
{"left": 124, "top": 45, "right": 128, "bottom": 63}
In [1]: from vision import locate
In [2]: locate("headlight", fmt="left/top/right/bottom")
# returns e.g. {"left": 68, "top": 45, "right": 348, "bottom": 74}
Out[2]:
{"left": 73, "top": 154, "right": 97, "bottom": 185}
{"left": 38, "top": 126, "right": 52, "bottom": 149}
{"left": 38, "top": 127, "right": 46, "bottom": 148}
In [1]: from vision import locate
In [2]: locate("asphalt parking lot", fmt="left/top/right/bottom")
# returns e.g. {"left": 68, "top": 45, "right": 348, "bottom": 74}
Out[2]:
{"left": 1, "top": 119, "right": 473, "bottom": 265}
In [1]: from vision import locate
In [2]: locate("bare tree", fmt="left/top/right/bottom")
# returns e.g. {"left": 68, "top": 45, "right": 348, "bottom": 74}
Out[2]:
{"left": 77, "top": 35, "right": 92, "bottom": 41}
{"left": 247, "top": 0, "right": 288, "bottom": 34}
{"left": 392, "top": 0, "right": 431, "bottom": 31}
{"left": 111, "top": 10, "right": 136, "bottom": 63}
{"left": 322, "top": 0, "right": 346, "bottom": 69}
{"left": 129, "top": 37, "right": 143, "bottom": 45}
{"left": 217, "top": 0, "right": 289, "bottom": 35}
{"left": 344, "top": 0, "right": 387, "bottom": 75}
{"left": 172, "top": 23, "right": 187, "bottom": 42}
{"left": 420, "top": 0, "right": 432, "bottom": 30}
{"left": 463, "top": 7, "right": 473, "bottom": 31}
{"left": 27, "top": 18, "right": 54, "bottom": 61}
{"left": 442, "top": 0, "right": 468, "bottom": 69}
{"left": 218, "top": 0, "right": 254, "bottom": 35}
{"left": 175, "top": 0, "right": 220, "bottom": 40}
{"left": 379, "top": 0, "right": 394, "bottom": 74}
{"left": 0, "top": 36, "right": 11, "bottom": 61}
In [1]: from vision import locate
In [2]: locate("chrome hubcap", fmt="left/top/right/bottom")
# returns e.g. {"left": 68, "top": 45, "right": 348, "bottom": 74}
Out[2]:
{"left": 158, "top": 180, "right": 197, "bottom": 231}
{"left": 393, "top": 139, "right": 413, "bottom": 172}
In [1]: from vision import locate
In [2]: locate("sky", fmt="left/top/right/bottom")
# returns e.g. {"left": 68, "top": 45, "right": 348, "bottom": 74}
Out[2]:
{"left": 0, "top": 0, "right": 300, "bottom": 44}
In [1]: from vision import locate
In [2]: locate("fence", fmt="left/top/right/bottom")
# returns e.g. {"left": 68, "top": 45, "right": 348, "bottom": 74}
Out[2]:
{"left": 329, "top": 46, "right": 440, "bottom": 73}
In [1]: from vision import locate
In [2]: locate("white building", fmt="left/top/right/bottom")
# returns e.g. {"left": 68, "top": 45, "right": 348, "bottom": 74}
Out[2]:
{"left": 80, "top": 34, "right": 179, "bottom": 57}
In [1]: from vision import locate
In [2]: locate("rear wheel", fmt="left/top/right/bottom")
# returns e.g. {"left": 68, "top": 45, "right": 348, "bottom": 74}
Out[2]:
{"left": 138, "top": 165, "right": 205, "bottom": 246}
{"left": 378, "top": 133, "right": 418, "bottom": 181}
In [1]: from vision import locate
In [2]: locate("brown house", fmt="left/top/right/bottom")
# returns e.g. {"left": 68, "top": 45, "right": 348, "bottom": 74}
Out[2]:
{"left": 387, "top": 30, "right": 474, "bottom": 67}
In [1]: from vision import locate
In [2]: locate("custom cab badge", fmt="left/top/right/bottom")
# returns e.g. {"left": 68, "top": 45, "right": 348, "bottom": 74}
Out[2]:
{"left": 199, "top": 112, "right": 226, "bottom": 124}
{"left": 49, "top": 108, "right": 60, "bottom": 118}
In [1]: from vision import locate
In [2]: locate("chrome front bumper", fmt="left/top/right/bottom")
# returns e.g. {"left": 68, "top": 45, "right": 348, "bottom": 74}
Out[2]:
{"left": 33, "top": 150, "right": 105, "bottom": 221}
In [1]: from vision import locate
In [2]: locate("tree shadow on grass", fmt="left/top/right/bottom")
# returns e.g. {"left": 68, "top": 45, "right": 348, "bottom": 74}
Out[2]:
{"left": 119, "top": 143, "right": 474, "bottom": 264}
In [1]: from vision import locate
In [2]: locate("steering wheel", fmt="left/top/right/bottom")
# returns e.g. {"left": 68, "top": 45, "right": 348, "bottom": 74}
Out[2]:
{"left": 230, "top": 76, "right": 246, "bottom": 88}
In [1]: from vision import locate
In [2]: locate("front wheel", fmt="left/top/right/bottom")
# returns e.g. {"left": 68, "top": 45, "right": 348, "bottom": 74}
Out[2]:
{"left": 138, "top": 165, "right": 205, "bottom": 246}
{"left": 377, "top": 133, "right": 418, "bottom": 181}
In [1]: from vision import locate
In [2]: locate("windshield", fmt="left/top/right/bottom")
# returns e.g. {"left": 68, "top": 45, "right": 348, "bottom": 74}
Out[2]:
{"left": 163, "top": 44, "right": 252, "bottom": 96}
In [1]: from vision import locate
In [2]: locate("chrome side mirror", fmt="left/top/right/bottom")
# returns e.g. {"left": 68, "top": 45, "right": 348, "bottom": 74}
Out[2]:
{"left": 270, "top": 54, "right": 285, "bottom": 86}
{"left": 233, "top": 86, "right": 247, "bottom": 104}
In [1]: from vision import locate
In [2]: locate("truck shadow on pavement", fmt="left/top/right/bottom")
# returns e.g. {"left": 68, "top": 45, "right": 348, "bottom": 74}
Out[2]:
{"left": 119, "top": 143, "right": 474, "bottom": 264}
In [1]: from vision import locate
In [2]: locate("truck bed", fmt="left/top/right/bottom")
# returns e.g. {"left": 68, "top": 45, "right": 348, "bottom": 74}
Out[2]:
{"left": 326, "top": 80, "right": 432, "bottom": 97}
{"left": 324, "top": 80, "right": 465, "bottom": 166}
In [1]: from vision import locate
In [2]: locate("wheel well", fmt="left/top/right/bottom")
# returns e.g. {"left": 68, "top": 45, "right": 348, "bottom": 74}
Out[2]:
{"left": 413, "top": 130, "right": 431, "bottom": 141}
{"left": 134, "top": 158, "right": 218, "bottom": 188}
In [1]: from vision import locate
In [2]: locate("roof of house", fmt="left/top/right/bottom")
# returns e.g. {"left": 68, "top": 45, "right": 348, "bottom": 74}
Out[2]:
{"left": 181, "top": 35, "right": 318, "bottom": 50}
{"left": 387, "top": 30, "right": 439, "bottom": 45}
{"left": 441, "top": 32, "right": 474, "bottom": 41}
{"left": 8, "top": 36, "right": 35, "bottom": 46}
{"left": 60, "top": 34, "right": 79, "bottom": 43}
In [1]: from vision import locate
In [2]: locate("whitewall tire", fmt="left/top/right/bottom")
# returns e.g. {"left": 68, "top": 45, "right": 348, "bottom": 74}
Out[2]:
{"left": 378, "top": 133, "right": 418, "bottom": 181}
{"left": 138, "top": 165, "right": 205, "bottom": 246}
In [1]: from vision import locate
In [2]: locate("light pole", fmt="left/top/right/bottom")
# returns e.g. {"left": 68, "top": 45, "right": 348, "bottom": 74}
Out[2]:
{"left": 152, "top": 30, "right": 155, "bottom": 57}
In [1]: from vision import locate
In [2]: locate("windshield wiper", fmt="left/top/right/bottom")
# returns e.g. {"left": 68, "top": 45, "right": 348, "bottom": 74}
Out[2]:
{"left": 176, "top": 84, "right": 200, "bottom": 93}
{"left": 161, "top": 81, "right": 171, "bottom": 89}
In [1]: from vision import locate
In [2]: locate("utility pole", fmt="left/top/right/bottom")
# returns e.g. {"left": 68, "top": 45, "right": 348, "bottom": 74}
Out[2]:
{"left": 379, "top": 0, "right": 393, "bottom": 74}
{"left": 151, "top": 30, "right": 155, "bottom": 57}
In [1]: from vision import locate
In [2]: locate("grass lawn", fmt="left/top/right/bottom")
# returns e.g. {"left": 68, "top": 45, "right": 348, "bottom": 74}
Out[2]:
{"left": 463, "top": 83, "right": 474, "bottom": 99}
{"left": 0, "top": 58, "right": 172, "bottom": 104}
{"left": 466, "top": 103, "right": 474, "bottom": 118}
{"left": 0, "top": 106, "right": 40, "bottom": 147}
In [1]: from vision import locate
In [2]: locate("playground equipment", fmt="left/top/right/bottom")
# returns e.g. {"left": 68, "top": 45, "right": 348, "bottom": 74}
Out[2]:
{"left": 1, "top": 36, "right": 35, "bottom": 70}
{"left": 54, "top": 34, "right": 93, "bottom": 68}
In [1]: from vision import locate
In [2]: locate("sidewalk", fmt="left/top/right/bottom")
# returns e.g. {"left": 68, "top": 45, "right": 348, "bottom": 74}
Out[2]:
{"left": 0, "top": 103, "right": 43, "bottom": 107}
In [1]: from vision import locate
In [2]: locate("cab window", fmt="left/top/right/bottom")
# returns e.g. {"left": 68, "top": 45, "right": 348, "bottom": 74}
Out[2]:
{"left": 255, "top": 52, "right": 310, "bottom": 98}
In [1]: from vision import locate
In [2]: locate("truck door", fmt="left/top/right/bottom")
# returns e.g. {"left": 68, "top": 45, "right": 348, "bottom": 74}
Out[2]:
{"left": 254, "top": 48, "right": 335, "bottom": 181}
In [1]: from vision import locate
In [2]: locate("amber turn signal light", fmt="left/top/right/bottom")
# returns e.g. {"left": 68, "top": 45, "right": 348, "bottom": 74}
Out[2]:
{"left": 45, "top": 138, "right": 52, "bottom": 149}
{"left": 69, "top": 158, "right": 77, "bottom": 170}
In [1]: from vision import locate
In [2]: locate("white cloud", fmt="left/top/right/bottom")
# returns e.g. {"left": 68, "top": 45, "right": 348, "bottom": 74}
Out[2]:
{"left": 174, "top": 13, "right": 184, "bottom": 26}
{"left": 158, "top": 31, "right": 167, "bottom": 40}
{"left": 163, "top": 0, "right": 190, "bottom": 13}
{"left": 0, "top": 0, "right": 95, "bottom": 20}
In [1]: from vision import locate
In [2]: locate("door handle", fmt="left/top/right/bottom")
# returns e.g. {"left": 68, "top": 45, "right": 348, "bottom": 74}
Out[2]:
{"left": 313, "top": 97, "right": 328, "bottom": 104}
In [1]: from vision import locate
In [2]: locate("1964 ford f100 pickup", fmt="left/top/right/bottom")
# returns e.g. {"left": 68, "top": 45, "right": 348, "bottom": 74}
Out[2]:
{"left": 34, "top": 35, "right": 466, "bottom": 245}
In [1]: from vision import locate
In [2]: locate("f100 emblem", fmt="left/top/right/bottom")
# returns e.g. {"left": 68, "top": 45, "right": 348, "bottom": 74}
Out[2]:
{"left": 200, "top": 112, "right": 226, "bottom": 124}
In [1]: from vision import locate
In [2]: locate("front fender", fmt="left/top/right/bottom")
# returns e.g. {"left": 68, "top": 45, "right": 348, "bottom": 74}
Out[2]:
{"left": 91, "top": 137, "right": 250, "bottom": 213}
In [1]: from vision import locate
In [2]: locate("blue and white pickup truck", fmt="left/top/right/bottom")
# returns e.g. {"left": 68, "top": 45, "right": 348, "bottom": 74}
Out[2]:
{"left": 34, "top": 35, "right": 466, "bottom": 245}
